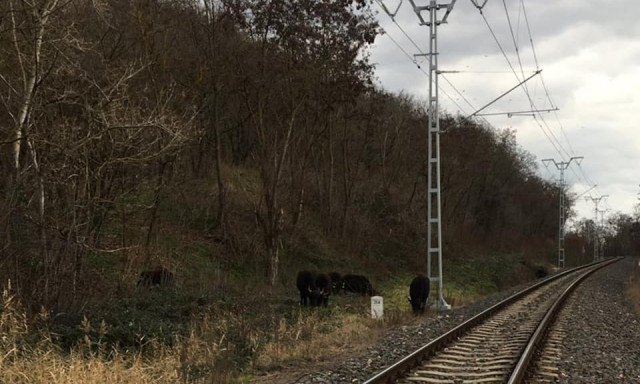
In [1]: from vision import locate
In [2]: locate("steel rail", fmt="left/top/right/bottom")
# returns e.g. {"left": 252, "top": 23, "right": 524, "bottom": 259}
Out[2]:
{"left": 507, "top": 256, "right": 622, "bottom": 383}
{"left": 362, "top": 258, "right": 616, "bottom": 384}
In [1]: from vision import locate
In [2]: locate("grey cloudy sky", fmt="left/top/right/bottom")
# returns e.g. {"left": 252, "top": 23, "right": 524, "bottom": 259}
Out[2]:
{"left": 368, "top": 0, "right": 640, "bottom": 222}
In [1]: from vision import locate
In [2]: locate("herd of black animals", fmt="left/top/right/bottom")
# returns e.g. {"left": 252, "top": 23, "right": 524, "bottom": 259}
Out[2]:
{"left": 297, "top": 270, "right": 431, "bottom": 314}
{"left": 296, "top": 271, "right": 378, "bottom": 307}
{"left": 136, "top": 267, "right": 430, "bottom": 314}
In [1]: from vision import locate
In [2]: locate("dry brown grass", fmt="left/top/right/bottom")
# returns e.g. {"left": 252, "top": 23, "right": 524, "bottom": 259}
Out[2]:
{"left": 2, "top": 283, "right": 410, "bottom": 384}
{"left": 4, "top": 350, "right": 178, "bottom": 384}
{"left": 0, "top": 285, "right": 238, "bottom": 384}
{"left": 253, "top": 301, "right": 425, "bottom": 373}
{"left": 2, "top": 266, "right": 535, "bottom": 384}
{"left": 256, "top": 311, "right": 380, "bottom": 368}
{"left": 627, "top": 258, "right": 640, "bottom": 316}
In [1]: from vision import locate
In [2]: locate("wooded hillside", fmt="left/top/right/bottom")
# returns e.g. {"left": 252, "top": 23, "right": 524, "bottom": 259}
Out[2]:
{"left": 0, "top": 0, "right": 582, "bottom": 308}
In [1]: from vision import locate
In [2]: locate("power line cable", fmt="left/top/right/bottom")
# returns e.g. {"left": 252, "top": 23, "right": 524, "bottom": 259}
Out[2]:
{"left": 379, "top": 22, "right": 418, "bottom": 63}
{"left": 375, "top": 1, "right": 476, "bottom": 110}
{"left": 521, "top": 0, "right": 577, "bottom": 156}
{"left": 499, "top": 2, "right": 574, "bottom": 161}
{"left": 379, "top": 0, "right": 602, "bottom": 216}
{"left": 576, "top": 163, "right": 597, "bottom": 188}
{"left": 519, "top": 3, "right": 579, "bottom": 164}
{"left": 379, "top": 29, "right": 471, "bottom": 115}
{"left": 374, "top": 0, "right": 501, "bottom": 127}
{"left": 379, "top": 6, "right": 481, "bottom": 114}
{"left": 440, "top": 74, "right": 477, "bottom": 112}
{"left": 374, "top": 0, "right": 487, "bottom": 121}
{"left": 521, "top": 0, "right": 555, "bottom": 106}
{"left": 380, "top": 0, "right": 599, "bottom": 208}
{"left": 473, "top": 5, "right": 572, "bottom": 162}
{"left": 381, "top": 1, "right": 591, "bottom": 194}
{"left": 502, "top": 0, "right": 530, "bottom": 98}
{"left": 568, "top": 165, "right": 597, "bottom": 199}
{"left": 482, "top": 2, "right": 598, "bottom": 201}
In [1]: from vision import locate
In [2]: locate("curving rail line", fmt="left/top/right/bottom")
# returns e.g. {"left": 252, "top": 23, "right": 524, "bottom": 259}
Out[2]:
{"left": 363, "top": 257, "right": 622, "bottom": 384}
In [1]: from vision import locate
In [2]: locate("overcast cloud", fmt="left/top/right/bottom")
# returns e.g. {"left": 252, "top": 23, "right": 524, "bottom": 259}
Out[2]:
{"left": 369, "top": 0, "right": 640, "bottom": 222}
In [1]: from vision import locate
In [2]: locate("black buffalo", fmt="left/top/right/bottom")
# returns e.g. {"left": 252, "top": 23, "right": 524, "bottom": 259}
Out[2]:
{"left": 314, "top": 273, "right": 332, "bottom": 306}
{"left": 342, "top": 274, "right": 376, "bottom": 296}
{"left": 328, "top": 272, "right": 343, "bottom": 294}
{"left": 137, "top": 267, "right": 174, "bottom": 287}
{"left": 408, "top": 275, "right": 430, "bottom": 314}
{"left": 297, "top": 270, "right": 321, "bottom": 306}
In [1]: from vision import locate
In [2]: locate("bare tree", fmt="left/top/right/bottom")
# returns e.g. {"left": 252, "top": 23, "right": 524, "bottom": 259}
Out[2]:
{"left": 0, "top": 0, "right": 195, "bottom": 305}
{"left": 233, "top": 0, "right": 378, "bottom": 284}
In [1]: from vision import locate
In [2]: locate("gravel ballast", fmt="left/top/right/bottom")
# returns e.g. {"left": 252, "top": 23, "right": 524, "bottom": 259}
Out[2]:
{"left": 293, "top": 257, "right": 640, "bottom": 384}
{"left": 557, "top": 257, "right": 640, "bottom": 383}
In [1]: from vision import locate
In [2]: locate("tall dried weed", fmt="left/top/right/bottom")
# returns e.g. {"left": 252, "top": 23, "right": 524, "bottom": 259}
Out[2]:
{"left": 0, "top": 284, "right": 239, "bottom": 383}
{"left": 255, "top": 307, "right": 386, "bottom": 370}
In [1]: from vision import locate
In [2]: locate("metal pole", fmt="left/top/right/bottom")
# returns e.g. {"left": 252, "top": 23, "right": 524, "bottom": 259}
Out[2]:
{"left": 593, "top": 202, "right": 598, "bottom": 260}
{"left": 542, "top": 157, "right": 583, "bottom": 268}
{"left": 408, "top": 0, "right": 455, "bottom": 310}
{"left": 585, "top": 195, "right": 608, "bottom": 261}
{"left": 597, "top": 208, "right": 609, "bottom": 258}
{"left": 558, "top": 165, "right": 565, "bottom": 267}
{"left": 426, "top": 1, "right": 435, "bottom": 288}
{"left": 428, "top": 0, "right": 448, "bottom": 310}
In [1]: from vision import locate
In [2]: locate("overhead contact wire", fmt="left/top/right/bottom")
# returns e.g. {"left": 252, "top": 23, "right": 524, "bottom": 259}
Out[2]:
{"left": 475, "top": 5, "right": 571, "bottom": 162}
{"left": 374, "top": 0, "right": 476, "bottom": 118}
{"left": 521, "top": 0, "right": 577, "bottom": 156}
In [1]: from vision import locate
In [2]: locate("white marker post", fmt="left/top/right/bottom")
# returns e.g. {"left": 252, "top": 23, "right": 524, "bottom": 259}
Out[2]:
{"left": 371, "top": 296, "right": 383, "bottom": 320}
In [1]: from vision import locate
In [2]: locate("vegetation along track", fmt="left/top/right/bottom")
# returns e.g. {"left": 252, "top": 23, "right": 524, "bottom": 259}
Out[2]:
{"left": 363, "top": 257, "right": 622, "bottom": 384}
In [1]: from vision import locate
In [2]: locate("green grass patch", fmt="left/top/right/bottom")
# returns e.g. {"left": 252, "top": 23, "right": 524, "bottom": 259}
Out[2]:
{"left": 370, "top": 253, "right": 548, "bottom": 310}
{"left": 442, "top": 253, "right": 544, "bottom": 306}
{"left": 376, "top": 273, "right": 414, "bottom": 312}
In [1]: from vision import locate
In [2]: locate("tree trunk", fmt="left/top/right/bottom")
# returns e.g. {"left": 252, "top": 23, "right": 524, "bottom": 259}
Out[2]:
{"left": 9, "top": 0, "right": 59, "bottom": 173}
{"left": 327, "top": 119, "right": 334, "bottom": 230}
{"left": 26, "top": 138, "right": 48, "bottom": 300}
{"left": 213, "top": 88, "right": 226, "bottom": 229}
{"left": 144, "top": 162, "right": 166, "bottom": 263}
{"left": 267, "top": 241, "right": 279, "bottom": 286}
{"left": 341, "top": 116, "right": 351, "bottom": 238}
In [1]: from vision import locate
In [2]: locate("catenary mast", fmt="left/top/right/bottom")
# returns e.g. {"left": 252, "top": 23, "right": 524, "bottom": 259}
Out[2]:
{"left": 407, "top": 0, "right": 457, "bottom": 309}
{"left": 542, "top": 157, "right": 583, "bottom": 268}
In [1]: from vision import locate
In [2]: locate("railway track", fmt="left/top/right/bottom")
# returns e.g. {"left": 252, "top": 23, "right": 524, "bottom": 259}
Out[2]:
{"left": 363, "top": 257, "right": 622, "bottom": 384}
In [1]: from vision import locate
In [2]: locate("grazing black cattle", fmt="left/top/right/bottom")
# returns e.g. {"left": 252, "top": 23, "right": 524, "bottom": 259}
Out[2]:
{"left": 408, "top": 275, "right": 430, "bottom": 314}
{"left": 296, "top": 270, "right": 322, "bottom": 306}
{"left": 534, "top": 266, "right": 548, "bottom": 279}
{"left": 342, "top": 274, "right": 375, "bottom": 296}
{"left": 137, "top": 267, "right": 174, "bottom": 287}
{"left": 328, "top": 272, "right": 343, "bottom": 294}
{"left": 314, "top": 273, "right": 332, "bottom": 306}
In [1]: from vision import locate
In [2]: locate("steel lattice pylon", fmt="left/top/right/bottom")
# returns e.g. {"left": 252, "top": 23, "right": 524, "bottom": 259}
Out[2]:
{"left": 542, "top": 157, "right": 583, "bottom": 268}
{"left": 586, "top": 195, "right": 608, "bottom": 261}
{"left": 408, "top": 0, "right": 456, "bottom": 310}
